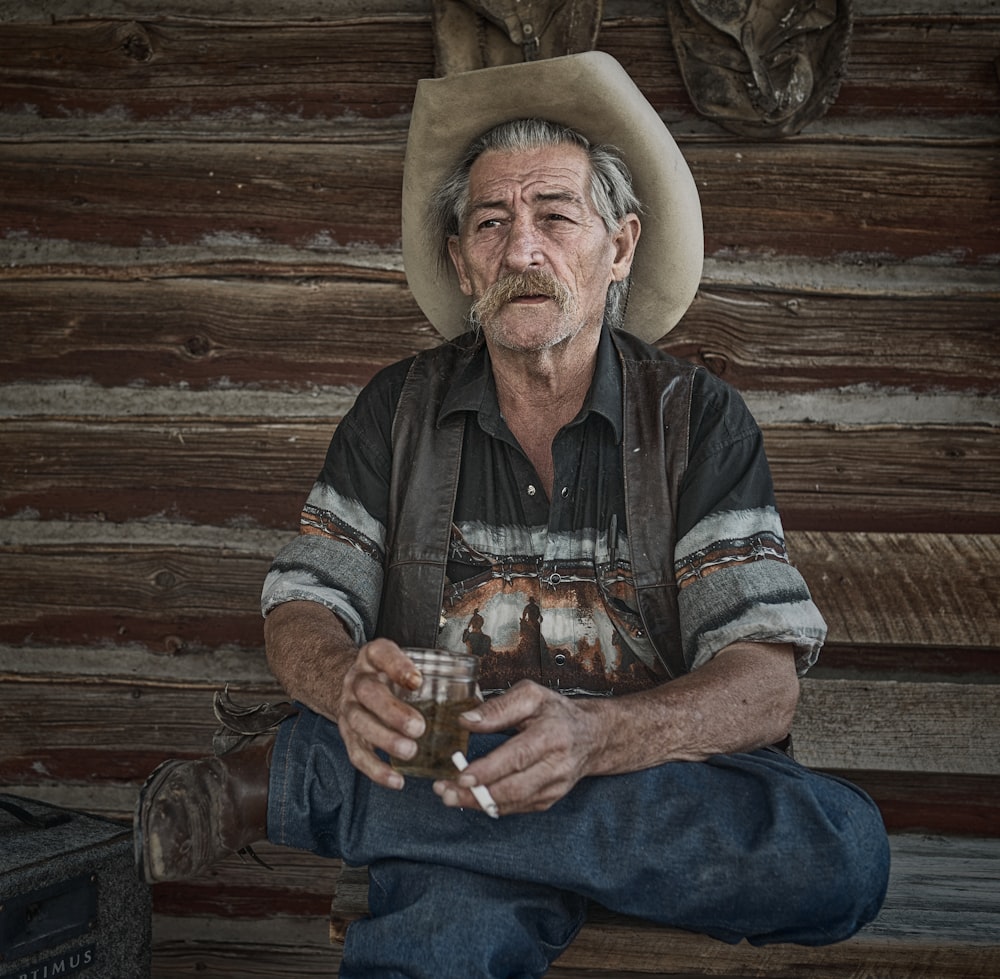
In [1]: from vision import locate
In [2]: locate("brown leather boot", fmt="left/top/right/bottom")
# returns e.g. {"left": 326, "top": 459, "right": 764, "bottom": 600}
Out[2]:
{"left": 133, "top": 740, "right": 271, "bottom": 883}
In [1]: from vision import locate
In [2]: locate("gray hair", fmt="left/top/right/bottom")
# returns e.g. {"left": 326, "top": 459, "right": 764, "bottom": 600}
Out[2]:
{"left": 431, "top": 118, "right": 642, "bottom": 331}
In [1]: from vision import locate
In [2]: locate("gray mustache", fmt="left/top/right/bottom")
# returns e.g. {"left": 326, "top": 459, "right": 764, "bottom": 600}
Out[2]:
{"left": 469, "top": 270, "right": 573, "bottom": 324}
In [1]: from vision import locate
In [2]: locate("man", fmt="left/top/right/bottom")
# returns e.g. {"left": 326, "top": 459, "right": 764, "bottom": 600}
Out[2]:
{"left": 136, "top": 52, "right": 889, "bottom": 978}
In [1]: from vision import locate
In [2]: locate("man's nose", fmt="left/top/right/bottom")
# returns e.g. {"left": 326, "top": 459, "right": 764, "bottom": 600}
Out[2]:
{"left": 502, "top": 217, "right": 544, "bottom": 271}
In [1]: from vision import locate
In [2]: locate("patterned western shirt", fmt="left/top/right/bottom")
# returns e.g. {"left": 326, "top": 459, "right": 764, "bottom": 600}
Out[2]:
{"left": 262, "top": 328, "right": 826, "bottom": 697}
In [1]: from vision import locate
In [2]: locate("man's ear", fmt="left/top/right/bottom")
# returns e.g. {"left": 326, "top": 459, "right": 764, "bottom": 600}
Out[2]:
{"left": 611, "top": 214, "right": 641, "bottom": 282}
{"left": 447, "top": 235, "right": 474, "bottom": 296}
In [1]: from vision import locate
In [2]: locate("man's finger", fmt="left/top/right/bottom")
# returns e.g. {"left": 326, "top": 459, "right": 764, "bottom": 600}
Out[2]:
{"left": 340, "top": 729, "right": 407, "bottom": 790}
{"left": 352, "top": 672, "right": 426, "bottom": 739}
{"left": 459, "top": 680, "right": 545, "bottom": 731}
{"left": 359, "top": 640, "right": 423, "bottom": 690}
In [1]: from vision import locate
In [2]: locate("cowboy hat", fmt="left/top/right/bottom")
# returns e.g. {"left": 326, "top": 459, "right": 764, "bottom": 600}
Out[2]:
{"left": 401, "top": 51, "right": 703, "bottom": 342}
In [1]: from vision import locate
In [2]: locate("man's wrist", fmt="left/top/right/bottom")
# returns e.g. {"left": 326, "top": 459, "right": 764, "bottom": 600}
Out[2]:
{"left": 264, "top": 601, "right": 356, "bottom": 721}
{"left": 576, "top": 696, "right": 628, "bottom": 778}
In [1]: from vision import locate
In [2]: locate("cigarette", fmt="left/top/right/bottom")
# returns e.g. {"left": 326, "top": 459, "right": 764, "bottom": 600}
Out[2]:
{"left": 451, "top": 751, "right": 500, "bottom": 819}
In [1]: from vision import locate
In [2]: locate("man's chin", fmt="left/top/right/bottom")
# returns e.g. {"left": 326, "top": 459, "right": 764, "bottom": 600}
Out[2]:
{"left": 480, "top": 313, "right": 582, "bottom": 355}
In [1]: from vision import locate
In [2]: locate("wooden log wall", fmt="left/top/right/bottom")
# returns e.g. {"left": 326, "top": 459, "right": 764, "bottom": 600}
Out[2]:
{"left": 1, "top": 1, "right": 998, "bottom": 975}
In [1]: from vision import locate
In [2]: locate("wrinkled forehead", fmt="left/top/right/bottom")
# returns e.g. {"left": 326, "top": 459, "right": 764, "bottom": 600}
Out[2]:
{"left": 466, "top": 141, "right": 594, "bottom": 203}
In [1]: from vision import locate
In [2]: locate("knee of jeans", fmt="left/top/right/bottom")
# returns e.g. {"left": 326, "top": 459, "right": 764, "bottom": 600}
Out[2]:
{"left": 824, "top": 793, "right": 892, "bottom": 940}
{"left": 357, "top": 860, "right": 587, "bottom": 977}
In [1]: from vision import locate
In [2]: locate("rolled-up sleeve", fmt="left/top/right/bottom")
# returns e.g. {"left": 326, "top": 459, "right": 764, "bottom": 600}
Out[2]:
{"left": 674, "top": 374, "right": 827, "bottom": 675}
{"left": 261, "top": 360, "right": 409, "bottom": 643}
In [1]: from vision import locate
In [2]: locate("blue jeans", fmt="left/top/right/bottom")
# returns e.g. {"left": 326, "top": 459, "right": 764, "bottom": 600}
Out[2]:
{"left": 268, "top": 706, "right": 889, "bottom": 979}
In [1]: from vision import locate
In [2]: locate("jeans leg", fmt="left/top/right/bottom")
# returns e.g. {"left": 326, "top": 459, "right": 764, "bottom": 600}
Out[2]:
{"left": 339, "top": 860, "right": 587, "bottom": 979}
{"left": 269, "top": 706, "right": 890, "bottom": 948}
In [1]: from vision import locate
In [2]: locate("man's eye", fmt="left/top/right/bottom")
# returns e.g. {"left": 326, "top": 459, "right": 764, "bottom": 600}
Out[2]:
{"left": 477, "top": 218, "right": 502, "bottom": 230}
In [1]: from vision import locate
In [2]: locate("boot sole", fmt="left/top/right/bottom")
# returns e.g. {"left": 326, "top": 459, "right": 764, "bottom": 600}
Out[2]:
{"left": 133, "top": 758, "right": 188, "bottom": 884}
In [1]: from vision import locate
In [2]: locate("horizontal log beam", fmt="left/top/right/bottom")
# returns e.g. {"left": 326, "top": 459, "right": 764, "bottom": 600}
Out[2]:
{"left": 789, "top": 530, "right": 1000, "bottom": 647}
{"left": 0, "top": 18, "right": 435, "bottom": 123}
{"left": 1, "top": 524, "right": 997, "bottom": 649}
{"left": 1, "top": 673, "right": 996, "bottom": 783}
{"left": 9, "top": 764, "right": 998, "bottom": 841}
{"left": 3, "top": 638, "right": 996, "bottom": 690}
{"left": 0, "top": 678, "right": 282, "bottom": 784}
{"left": 151, "top": 914, "right": 341, "bottom": 978}
{"left": 152, "top": 843, "right": 341, "bottom": 919}
{"left": 2, "top": 276, "right": 997, "bottom": 395}
{"left": 0, "top": 277, "right": 436, "bottom": 391}
{"left": 794, "top": 679, "right": 1000, "bottom": 775}
{"left": 0, "top": 14, "right": 996, "bottom": 132}
{"left": 675, "top": 286, "right": 1000, "bottom": 397}
{"left": 814, "top": 642, "right": 1000, "bottom": 680}
{"left": 2, "top": 0, "right": 996, "bottom": 25}
{"left": 1, "top": 416, "right": 997, "bottom": 532}
{"left": 832, "top": 18, "right": 1000, "bottom": 120}
{"left": 763, "top": 425, "right": 1000, "bottom": 533}
{"left": 7, "top": 766, "right": 998, "bottom": 846}
{"left": 1, "top": 141, "right": 996, "bottom": 264}
{"left": 561, "top": 915, "right": 1000, "bottom": 977}
{"left": 0, "top": 141, "right": 407, "bottom": 254}
{"left": 691, "top": 142, "right": 999, "bottom": 262}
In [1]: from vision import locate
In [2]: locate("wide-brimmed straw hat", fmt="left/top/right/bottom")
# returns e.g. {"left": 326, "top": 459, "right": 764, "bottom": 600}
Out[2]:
{"left": 402, "top": 51, "right": 703, "bottom": 343}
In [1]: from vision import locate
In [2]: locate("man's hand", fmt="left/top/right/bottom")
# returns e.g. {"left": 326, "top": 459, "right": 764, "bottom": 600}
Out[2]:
{"left": 432, "top": 679, "right": 608, "bottom": 816}
{"left": 267, "top": 602, "right": 800, "bottom": 812}
{"left": 336, "top": 638, "right": 429, "bottom": 791}
{"left": 432, "top": 641, "right": 800, "bottom": 817}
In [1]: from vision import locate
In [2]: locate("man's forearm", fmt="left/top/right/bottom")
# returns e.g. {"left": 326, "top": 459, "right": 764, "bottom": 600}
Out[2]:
{"left": 264, "top": 600, "right": 358, "bottom": 722}
{"left": 581, "top": 641, "right": 800, "bottom": 777}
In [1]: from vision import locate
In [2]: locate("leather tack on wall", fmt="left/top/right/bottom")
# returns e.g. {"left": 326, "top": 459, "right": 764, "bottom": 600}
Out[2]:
{"left": 667, "top": 0, "right": 854, "bottom": 138}
{"left": 432, "top": 0, "right": 604, "bottom": 75}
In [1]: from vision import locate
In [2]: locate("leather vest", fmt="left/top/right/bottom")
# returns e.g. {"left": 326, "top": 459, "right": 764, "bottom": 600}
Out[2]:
{"left": 375, "top": 330, "right": 698, "bottom": 680}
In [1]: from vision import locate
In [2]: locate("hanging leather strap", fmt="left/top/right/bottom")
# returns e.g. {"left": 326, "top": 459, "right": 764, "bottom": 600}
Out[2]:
{"left": 432, "top": 0, "right": 604, "bottom": 75}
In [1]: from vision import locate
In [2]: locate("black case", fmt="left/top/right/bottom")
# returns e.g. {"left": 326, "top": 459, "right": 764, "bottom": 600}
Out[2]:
{"left": 0, "top": 794, "right": 151, "bottom": 979}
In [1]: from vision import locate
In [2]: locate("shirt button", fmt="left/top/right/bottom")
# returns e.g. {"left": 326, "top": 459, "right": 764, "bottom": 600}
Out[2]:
{"left": 560, "top": 487, "right": 569, "bottom": 498}
{"left": 527, "top": 484, "right": 536, "bottom": 496}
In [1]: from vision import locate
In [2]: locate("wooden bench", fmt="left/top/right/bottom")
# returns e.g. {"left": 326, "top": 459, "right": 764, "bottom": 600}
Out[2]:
{"left": 328, "top": 670, "right": 1000, "bottom": 977}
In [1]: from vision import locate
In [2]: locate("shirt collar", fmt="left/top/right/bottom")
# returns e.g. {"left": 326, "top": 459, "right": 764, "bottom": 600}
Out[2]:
{"left": 438, "top": 327, "right": 624, "bottom": 444}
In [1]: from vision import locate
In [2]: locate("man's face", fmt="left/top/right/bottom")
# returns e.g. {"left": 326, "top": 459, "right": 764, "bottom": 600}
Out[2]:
{"left": 447, "top": 142, "right": 639, "bottom": 355}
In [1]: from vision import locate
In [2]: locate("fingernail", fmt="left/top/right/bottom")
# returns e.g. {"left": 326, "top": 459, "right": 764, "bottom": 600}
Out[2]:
{"left": 388, "top": 772, "right": 404, "bottom": 790}
{"left": 461, "top": 709, "right": 483, "bottom": 723}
